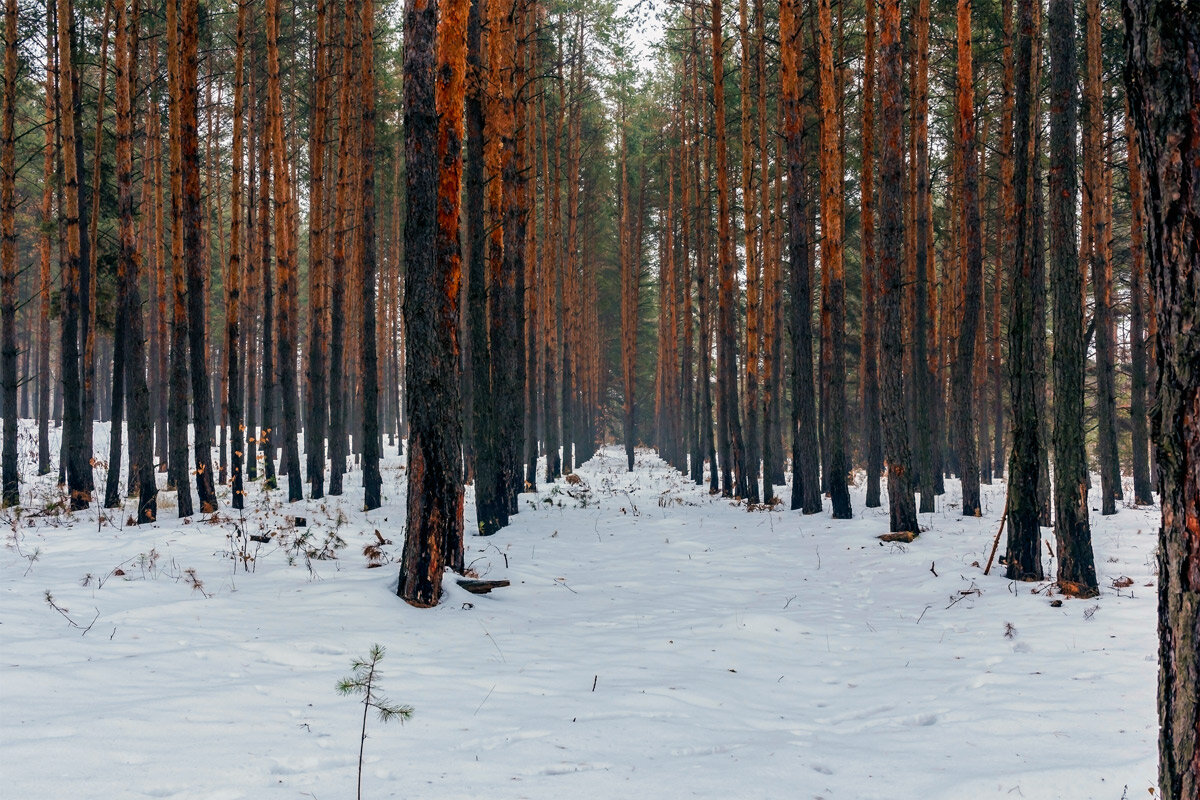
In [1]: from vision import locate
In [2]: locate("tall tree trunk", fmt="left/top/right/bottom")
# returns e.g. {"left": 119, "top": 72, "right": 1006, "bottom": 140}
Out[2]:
{"left": 57, "top": 0, "right": 90, "bottom": 509}
{"left": 740, "top": 0, "right": 761, "bottom": 503}
{"left": 328, "top": 0, "right": 358, "bottom": 496}
{"left": 1004, "top": 0, "right": 1043, "bottom": 581}
{"left": 111, "top": 0, "right": 156, "bottom": 521}
{"left": 1125, "top": 100, "right": 1152, "bottom": 505}
{"left": 258, "top": 52, "right": 276, "bottom": 491}
{"left": 619, "top": 112, "right": 637, "bottom": 472}
{"left": 467, "top": 0, "right": 497, "bottom": 507}
{"left": 951, "top": 0, "right": 983, "bottom": 517}
{"left": 860, "top": 0, "right": 881, "bottom": 508}
{"left": 227, "top": 0, "right": 248, "bottom": 510}
{"left": 878, "top": 0, "right": 918, "bottom": 534}
{"left": 1086, "top": 0, "right": 1118, "bottom": 515}
{"left": 179, "top": 0, "right": 217, "bottom": 511}
{"left": 0, "top": 0, "right": 16, "bottom": 506}
{"left": 150, "top": 39, "right": 168, "bottom": 474}
{"left": 781, "top": 0, "right": 820, "bottom": 513}
{"left": 104, "top": 0, "right": 129, "bottom": 509}
{"left": 400, "top": 0, "right": 465, "bottom": 607}
{"left": 993, "top": 0, "right": 1014, "bottom": 478}
{"left": 478, "top": 0, "right": 515, "bottom": 532}
{"left": 359, "top": 0, "right": 382, "bottom": 510}
{"left": 817, "top": 0, "right": 850, "bottom": 518}
{"left": 1123, "top": 1, "right": 1200, "bottom": 794}
{"left": 498, "top": 0, "right": 529, "bottom": 511}
{"left": 1048, "top": 0, "right": 1096, "bottom": 594}
{"left": 38, "top": 8, "right": 55, "bottom": 477}
{"left": 305, "top": 0, "right": 329, "bottom": 501}
{"left": 541, "top": 48, "right": 560, "bottom": 484}
{"left": 711, "top": 0, "right": 748, "bottom": 500}
{"left": 912, "top": 0, "right": 935, "bottom": 512}
{"left": 81, "top": 1, "right": 113, "bottom": 492}
{"left": 266, "top": 0, "right": 301, "bottom": 503}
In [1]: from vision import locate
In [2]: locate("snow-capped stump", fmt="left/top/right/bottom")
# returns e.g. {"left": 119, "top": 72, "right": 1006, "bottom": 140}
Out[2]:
{"left": 878, "top": 531, "right": 918, "bottom": 543}
{"left": 456, "top": 578, "right": 511, "bottom": 595}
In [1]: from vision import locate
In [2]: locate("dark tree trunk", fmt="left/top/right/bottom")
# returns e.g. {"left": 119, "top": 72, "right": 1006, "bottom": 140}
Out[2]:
{"left": 57, "top": 0, "right": 89, "bottom": 510}
{"left": 37, "top": 7, "right": 54, "bottom": 478}
{"left": 1123, "top": 0, "right": 1200, "bottom": 794}
{"left": 467, "top": 0, "right": 496, "bottom": 517}
{"left": 227, "top": 0, "right": 248, "bottom": 510}
{"left": 180, "top": 0, "right": 217, "bottom": 512}
{"left": 266, "top": 0, "right": 301, "bottom": 504}
{"left": 782, "top": 0, "right": 821, "bottom": 514}
{"left": 951, "top": 0, "right": 982, "bottom": 518}
{"left": 1048, "top": 0, "right": 1096, "bottom": 595}
{"left": 0, "top": 0, "right": 16, "bottom": 506}
{"left": 817, "top": 0, "right": 850, "bottom": 519}
{"left": 359, "top": 0, "right": 381, "bottom": 511}
{"left": 878, "top": 0, "right": 918, "bottom": 534}
{"left": 711, "top": 0, "right": 749, "bottom": 500}
{"left": 1125, "top": 102, "right": 1153, "bottom": 505}
{"left": 860, "top": 0, "right": 881, "bottom": 509}
{"left": 1004, "top": 0, "right": 1043, "bottom": 582}
{"left": 912, "top": 0, "right": 935, "bottom": 513}
{"left": 328, "top": 0, "right": 358, "bottom": 497}
{"left": 305, "top": 0, "right": 329, "bottom": 501}
{"left": 399, "top": 0, "right": 464, "bottom": 607}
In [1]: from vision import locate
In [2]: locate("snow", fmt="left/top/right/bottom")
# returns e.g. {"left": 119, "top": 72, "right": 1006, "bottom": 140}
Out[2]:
{"left": 1, "top": 422, "right": 1160, "bottom": 798}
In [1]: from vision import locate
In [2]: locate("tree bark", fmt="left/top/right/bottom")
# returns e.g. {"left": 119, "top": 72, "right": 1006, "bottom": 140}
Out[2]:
{"left": 711, "top": 0, "right": 748, "bottom": 500}
{"left": 878, "top": 0, "right": 918, "bottom": 534}
{"left": 817, "top": 0, "right": 850, "bottom": 518}
{"left": 359, "top": 0, "right": 382, "bottom": 510}
{"left": 860, "top": 0, "right": 881, "bottom": 509}
{"left": 38, "top": 7, "right": 55, "bottom": 477}
{"left": 57, "top": 0, "right": 90, "bottom": 510}
{"left": 1004, "top": 0, "right": 1043, "bottom": 581}
{"left": 399, "top": 0, "right": 464, "bottom": 607}
{"left": 1048, "top": 0, "right": 1096, "bottom": 594}
{"left": 179, "top": 0, "right": 217, "bottom": 512}
{"left": 228, "top": 0, "right": 248, "bottom": 510}
{"left": 0, "top": 0, "right": 16, "bottom": 506}
{"left": 951, "top": 0, "right": 983, "bottom": 517}
{"left": 305, "top": 0, "right": 329, "bottom": 501}
{"left": 781, "top": 0, "right": 820, "bottom": 513}
{"left": 1123, "top": 0, "right": 1200, "bottom": 793}
{"left": 1125, "top": 100, "right": 1152, "bottom": 505}
{"left": 266, "top": 0, "right": 301, "bottom": 503}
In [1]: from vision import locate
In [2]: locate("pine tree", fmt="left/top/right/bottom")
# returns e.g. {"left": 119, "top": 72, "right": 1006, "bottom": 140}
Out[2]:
{"left": 1124, "top": 3, "right": 1200, "bottom": 794}
{"left": 781, "top": 0, "right": 820, "bottom": 513}
{"left": 399, "top": 0, "right": 465, "bottom": 607}
{"left": 951, "top": 0, "right": 983, "bottom": 517}
{"left": 1047, "top": 0, "right": 1095, "bottom": 594}
{"left": 0, "top": 0, "right": 17, "bottom": 507}
{"left": 1004, "top": 0, "right": 1043, "bottom": 581}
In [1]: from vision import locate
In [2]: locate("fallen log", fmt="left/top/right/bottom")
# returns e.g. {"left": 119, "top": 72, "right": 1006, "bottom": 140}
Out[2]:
{"left": 456, "top": 579, "right": 511, "bottom": 595}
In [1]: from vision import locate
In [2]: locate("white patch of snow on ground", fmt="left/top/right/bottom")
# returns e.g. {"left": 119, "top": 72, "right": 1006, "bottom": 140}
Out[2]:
{"left": 1, "top": 421, "right": 1160, "bottom": 798}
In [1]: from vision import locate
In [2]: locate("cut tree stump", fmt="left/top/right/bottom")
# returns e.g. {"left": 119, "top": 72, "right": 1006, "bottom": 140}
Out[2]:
{"left": 456, "top": 579, "right": 511, "bottom": 595}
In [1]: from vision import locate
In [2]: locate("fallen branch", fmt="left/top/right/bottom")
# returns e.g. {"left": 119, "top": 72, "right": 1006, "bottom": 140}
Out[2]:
{"left": 983, "top": 502, "right": 1009, "bottom": 576}
{"left": 44, "top": 591, "right": 99, "bottom": 635}
{"left": 456, "top": 579, "right": 510, "bottom": 595}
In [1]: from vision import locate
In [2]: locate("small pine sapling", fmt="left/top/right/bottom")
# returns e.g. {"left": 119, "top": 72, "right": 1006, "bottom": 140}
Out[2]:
{"left": 337, "top": 644, "right": 413, "bottom": 800}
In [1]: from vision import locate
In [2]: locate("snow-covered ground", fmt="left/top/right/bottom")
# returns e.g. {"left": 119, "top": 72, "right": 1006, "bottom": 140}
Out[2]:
{"left": 1, "top": 422, "right": 1159, "bottom": 798}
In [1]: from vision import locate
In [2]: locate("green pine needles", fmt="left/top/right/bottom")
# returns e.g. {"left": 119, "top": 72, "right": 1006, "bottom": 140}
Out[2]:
{"left": 337, "top": 644, "right": 413, "bottom": 800}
